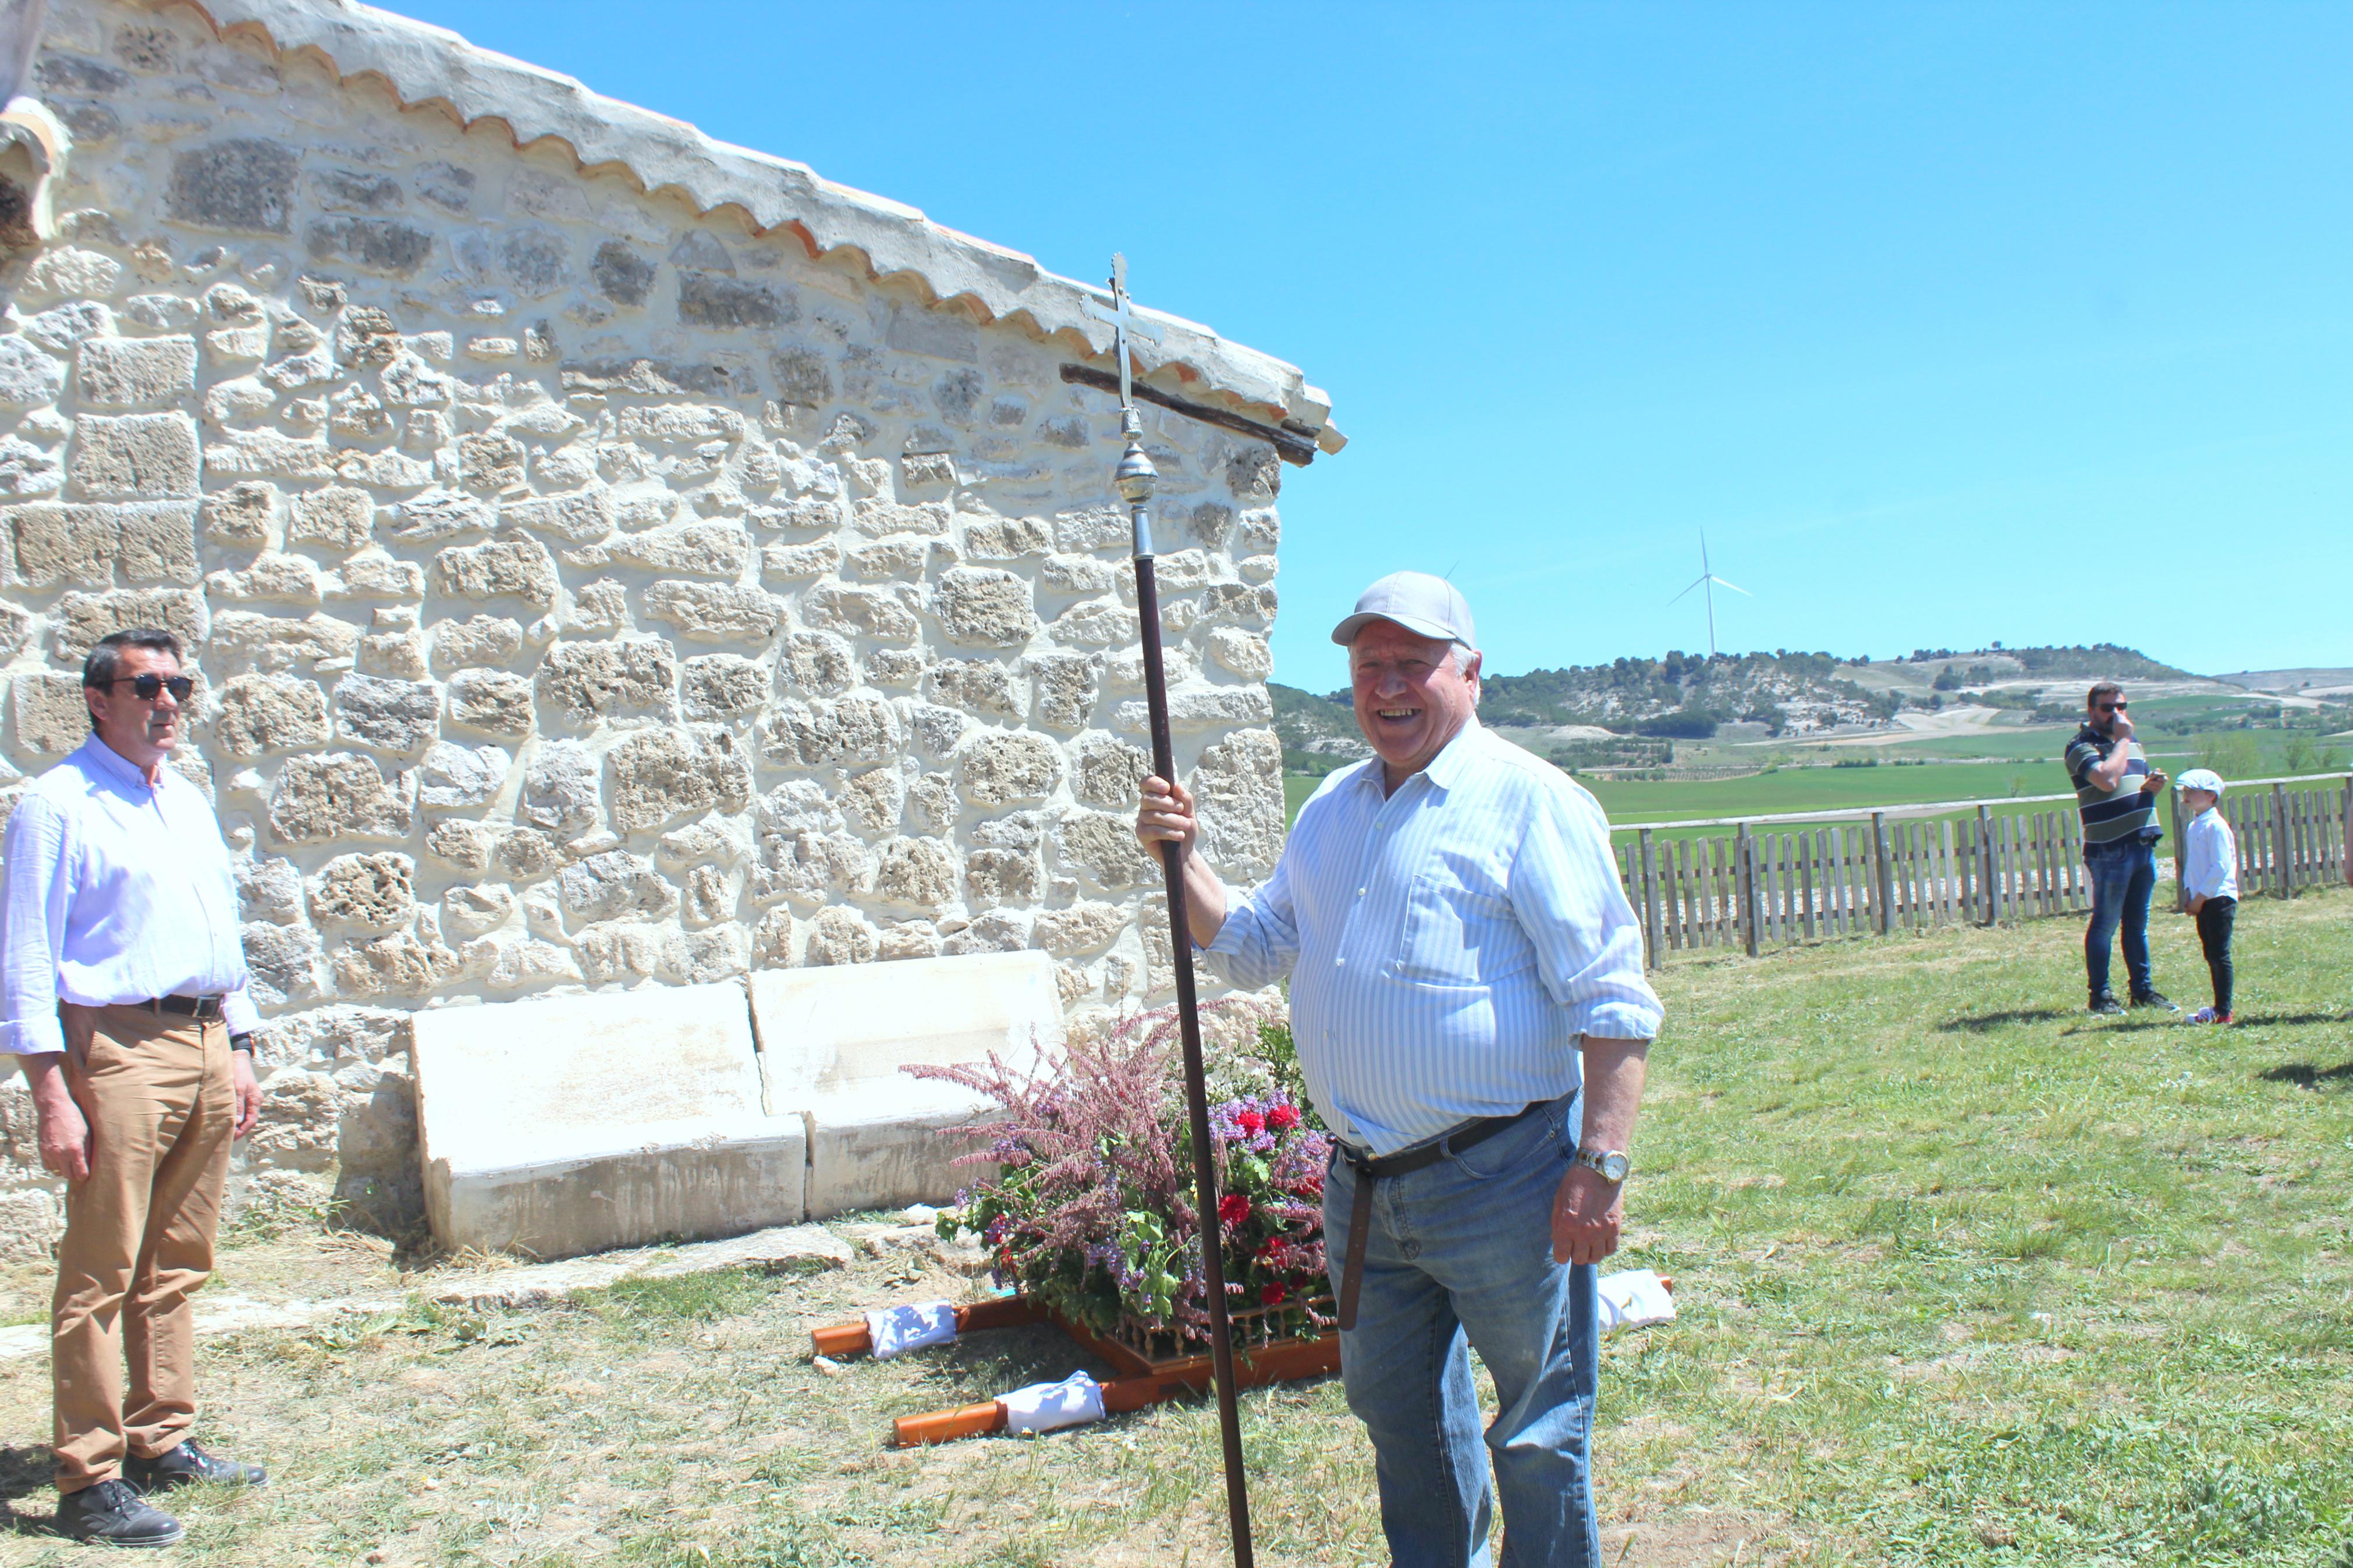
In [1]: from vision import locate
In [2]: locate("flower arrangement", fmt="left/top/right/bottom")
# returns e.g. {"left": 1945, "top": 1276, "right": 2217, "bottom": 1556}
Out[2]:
{"left": 913, "top": 1002, "right": 1332, "bottom": 1347}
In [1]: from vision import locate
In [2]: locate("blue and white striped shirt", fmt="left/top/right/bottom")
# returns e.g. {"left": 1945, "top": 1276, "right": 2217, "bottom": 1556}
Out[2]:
{"left": 1202, "top": 717, "right": 1663, "bottom": 1154}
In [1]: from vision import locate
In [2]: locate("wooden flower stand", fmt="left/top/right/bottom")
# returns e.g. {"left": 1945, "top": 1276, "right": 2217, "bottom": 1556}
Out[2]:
{"left": 811, "top": 1295, "right": 1342, "bottom": 1447}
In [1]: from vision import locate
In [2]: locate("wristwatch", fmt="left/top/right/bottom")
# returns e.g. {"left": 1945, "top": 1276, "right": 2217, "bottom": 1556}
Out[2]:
{"left": 229, "top": 1033, "right": 255, "bottom": 1055}
{"left": 1573, "top": 1147, "right": 1631, "bottom": 1183}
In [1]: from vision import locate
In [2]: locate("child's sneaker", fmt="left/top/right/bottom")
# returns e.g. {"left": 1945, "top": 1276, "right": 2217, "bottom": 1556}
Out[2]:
{"left": 2189, "top": 1007, "right": 2234, "bottom": 1025}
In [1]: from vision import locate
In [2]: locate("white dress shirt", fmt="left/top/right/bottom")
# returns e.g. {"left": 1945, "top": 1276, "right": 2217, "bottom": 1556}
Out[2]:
{"left": 1203, "top": 717, "right": 1663, "bottom": 1154}
{"left": 2181, "top": 808, "right": 2238, "bottom": 904}
{"left": 1, "top": 735, "right": 259, "bottom": 1055}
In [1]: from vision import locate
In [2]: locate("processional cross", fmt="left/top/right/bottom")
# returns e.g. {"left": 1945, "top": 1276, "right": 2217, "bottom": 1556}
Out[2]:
{"left": 1092, "top": 257, "right": 1258, "bottom": 1568}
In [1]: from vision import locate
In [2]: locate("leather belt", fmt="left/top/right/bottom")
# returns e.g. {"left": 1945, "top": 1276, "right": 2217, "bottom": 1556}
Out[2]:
{"left": 1332, "top": 1100, "right": 1546, "bottom": 1332}
{"left": 141, "top": 994, "right": 224, "bottom": 1020}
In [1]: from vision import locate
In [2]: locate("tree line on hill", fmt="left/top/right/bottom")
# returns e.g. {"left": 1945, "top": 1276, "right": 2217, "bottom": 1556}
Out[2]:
{"left": 1904, "top": 642, "right": 2196, "bottom": 681}
{"left": 1471, "top": 649, "right": 1898, "bottom": 737}
{"left": 1272, "top": 643, "right": 2231, "bottom": 776}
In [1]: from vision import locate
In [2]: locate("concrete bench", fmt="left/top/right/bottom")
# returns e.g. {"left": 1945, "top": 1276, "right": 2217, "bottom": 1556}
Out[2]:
{"left": 410, "top": 953, "right": 1064, "bottom": 1258}
{"left": 413, "top": 983, "right": 805, "bottom": 1258}
{"left": 751, "top": 950, "right": 1062, "bottom": 1219}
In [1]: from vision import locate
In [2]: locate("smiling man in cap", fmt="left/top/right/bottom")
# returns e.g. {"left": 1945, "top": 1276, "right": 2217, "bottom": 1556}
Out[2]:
{"left": 1137, "top": 571, "right": 1661, "bottom": 1567}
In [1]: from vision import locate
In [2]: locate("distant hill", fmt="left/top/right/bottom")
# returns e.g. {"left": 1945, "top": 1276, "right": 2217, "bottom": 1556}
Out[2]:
{"left": 1889, "top": 643, "right": 2199, "bottom": 682}
{"left": 1270, "top": 682, "right": 1368, "bottom": 776}
{"left": 1478, "top": 650, "right": 1899, "bottom": 737}
{"left": 2210, "top": 667, "right": 2353, "bottom": 698}
{"left": 1271, "top": 643, "right": 2212, "bottom": 767}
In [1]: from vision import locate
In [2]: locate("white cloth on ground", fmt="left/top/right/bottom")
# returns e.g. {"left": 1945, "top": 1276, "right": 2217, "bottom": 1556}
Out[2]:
{"left": 998, "top": 1370, "right": 1106, "bottom": 1435}
{"left": 1597, "top": 1268, "right": 1676, "bottom": 1333}
{"left": 865, "top": 1300, "right": 957, "bottom": 1359}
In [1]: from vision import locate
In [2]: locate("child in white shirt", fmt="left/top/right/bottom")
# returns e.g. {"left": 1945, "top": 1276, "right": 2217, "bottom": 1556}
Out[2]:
{"left": 2175, "top": 768, "right": 2237, "bottom": 1025}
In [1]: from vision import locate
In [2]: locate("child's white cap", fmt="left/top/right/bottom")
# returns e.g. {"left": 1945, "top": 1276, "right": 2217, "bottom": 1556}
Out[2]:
{"left": 2177, "top": 767, "right": 2226, "bottom": 795}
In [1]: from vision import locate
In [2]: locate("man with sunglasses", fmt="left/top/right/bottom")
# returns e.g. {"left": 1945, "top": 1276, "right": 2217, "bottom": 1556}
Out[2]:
{"left": 2065, "top": 681, "right": 2175, "bottom": 1018}
{"left": 1, "top": 628, "right": 267, "bottom": 1547}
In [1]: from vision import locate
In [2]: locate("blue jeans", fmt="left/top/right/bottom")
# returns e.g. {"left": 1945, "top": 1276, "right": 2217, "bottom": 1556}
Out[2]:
{"left": 1323, "top": 1092, "right": 1600, "bottom": 1568}
{"left": 2083, "top": 838, "right": 2157, "bottom": 999}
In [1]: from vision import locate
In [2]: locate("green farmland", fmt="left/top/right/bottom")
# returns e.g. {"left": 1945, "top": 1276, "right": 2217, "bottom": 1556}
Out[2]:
{"left": 1582, "top": 760, "right": 2069, "bottom": 827}
{"left": 1283, "top": 708, "right": 2349, "bottom": 831}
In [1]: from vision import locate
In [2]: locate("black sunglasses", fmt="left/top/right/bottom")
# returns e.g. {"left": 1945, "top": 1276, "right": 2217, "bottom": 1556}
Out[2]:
{"left": 2096, "top": 701, "right": 2127, "bottom": 712}
{"left": 98, "top": 674, "right": 195, "bottom": 702}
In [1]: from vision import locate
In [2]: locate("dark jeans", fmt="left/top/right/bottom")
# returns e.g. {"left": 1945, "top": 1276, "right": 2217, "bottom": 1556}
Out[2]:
{"left": 2083, "top": 838, "right": 2157, "bottom": 1000}
{"left": 2196, "top": 897, "right": 2236, "bottom": 1015}
{"left": 1324, "top": 1091, "right": 1600, "bottom": 1568}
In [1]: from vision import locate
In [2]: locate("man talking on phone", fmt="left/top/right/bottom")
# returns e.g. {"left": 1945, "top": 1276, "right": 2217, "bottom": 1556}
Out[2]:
{"left": 2065, "top": 681, "right": 2175, "bottom": 1016}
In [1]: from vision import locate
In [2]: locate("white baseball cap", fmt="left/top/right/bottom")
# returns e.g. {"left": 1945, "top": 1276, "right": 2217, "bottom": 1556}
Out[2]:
{"left": 1330, "top": 571, "right": 1477, "bottom": 648}
{"left": 2176, "top": 768, "right": 2226, "bottom": 795}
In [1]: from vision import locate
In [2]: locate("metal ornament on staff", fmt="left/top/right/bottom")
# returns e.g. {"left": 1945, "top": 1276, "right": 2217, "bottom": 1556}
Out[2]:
{"left": 1087, "top": 255, "right": 1257, "bottom": 1568}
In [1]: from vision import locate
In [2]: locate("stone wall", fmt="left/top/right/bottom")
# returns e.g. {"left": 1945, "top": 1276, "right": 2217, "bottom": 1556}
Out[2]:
{"left": 0, "top": 0, "right": 1298, "bottom": 1253}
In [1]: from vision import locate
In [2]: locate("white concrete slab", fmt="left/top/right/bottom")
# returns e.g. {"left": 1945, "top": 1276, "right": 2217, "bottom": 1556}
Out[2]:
{"left": 413, "top": 983, "right": 805, "bottom": 1258}
{"left": 750, "top": 951, "right": 1063, "bottom": 1219}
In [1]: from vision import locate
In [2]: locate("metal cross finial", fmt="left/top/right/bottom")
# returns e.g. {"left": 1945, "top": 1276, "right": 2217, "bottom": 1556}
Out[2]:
{"left": 1083, "top": 252, "right": 1163, "bottom": 424}
{"left": 1087, "top": 254, "right": 1163, "bottom": 518}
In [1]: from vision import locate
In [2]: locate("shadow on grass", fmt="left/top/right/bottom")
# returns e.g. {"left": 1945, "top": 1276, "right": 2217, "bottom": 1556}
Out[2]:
{"left": 2233, "top": 1011, "right": 2350, "bottom": 1029}
{"left": 1937, "top": 1007, "right": 2070, "bottom": 1033}
{"left": 2260, "top": 1061, "right": 2353, "bottom": 1090}
{"left": 0, "top": 1444, "right": 58, "bottom": 1537}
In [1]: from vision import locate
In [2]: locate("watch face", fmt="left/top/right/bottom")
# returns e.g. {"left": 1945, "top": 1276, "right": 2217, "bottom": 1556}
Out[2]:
{"left": 1595, "top": 1151, "right": 1630, "bottom": 1182}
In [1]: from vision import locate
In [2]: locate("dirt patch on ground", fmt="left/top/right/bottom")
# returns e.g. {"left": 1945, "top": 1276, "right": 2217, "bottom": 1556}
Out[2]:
{"left": 1601, "top": 1509, "right": 1809, "bottom": 1566}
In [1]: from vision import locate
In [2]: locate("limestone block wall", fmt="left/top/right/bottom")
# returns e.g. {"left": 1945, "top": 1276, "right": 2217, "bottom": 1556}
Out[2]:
{"left": 0, "top": 0, "right": 1300, "bottom": 1253}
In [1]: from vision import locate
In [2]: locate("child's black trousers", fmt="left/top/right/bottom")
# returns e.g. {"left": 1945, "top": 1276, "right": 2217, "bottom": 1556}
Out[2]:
{"left": 2195, "top": 896, "right": 2237, "bottom": 1016}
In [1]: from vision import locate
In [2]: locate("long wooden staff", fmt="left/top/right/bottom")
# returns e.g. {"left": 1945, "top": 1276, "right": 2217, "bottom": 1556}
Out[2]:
{"left": 1092, "top": 255, "right": 1256, "bottom": 1567}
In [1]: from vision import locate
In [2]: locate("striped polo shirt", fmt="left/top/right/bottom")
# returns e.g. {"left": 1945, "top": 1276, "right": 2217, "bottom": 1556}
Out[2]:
{"left": 2064, "top": 723, "right": 2161, "bottom": 847}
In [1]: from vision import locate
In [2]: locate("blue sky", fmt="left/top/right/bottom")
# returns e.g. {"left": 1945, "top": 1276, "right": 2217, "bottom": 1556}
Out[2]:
{"left": 393, "top": 2, "right": 2351, "bottom": 687}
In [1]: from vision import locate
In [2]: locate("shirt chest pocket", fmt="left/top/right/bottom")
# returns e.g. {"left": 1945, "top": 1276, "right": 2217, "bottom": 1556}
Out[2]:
{"left": 1394, "top": 872, "right": 1532, "bottom": 987}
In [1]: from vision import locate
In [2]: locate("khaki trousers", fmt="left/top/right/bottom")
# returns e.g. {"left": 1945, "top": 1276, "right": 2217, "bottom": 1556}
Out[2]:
{"left": 52, "top": 1003, "right": 233, "bottom": 1494}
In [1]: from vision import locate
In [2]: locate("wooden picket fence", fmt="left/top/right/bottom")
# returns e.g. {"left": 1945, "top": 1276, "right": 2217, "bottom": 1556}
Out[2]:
{"left": 1613, "top": 773, "right": 2353, "bottom": 969}
{"left": 2209, "top": 776, "right": 2353, "bottom": 901}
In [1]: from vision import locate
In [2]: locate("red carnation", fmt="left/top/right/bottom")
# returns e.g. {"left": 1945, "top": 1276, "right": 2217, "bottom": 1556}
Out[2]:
{"left": 1261, "top": 1283, "right": 1288, "bottom": 1306}
{"left": 1218, "top": 1193, "right": 1251, "bottom": 1227}
{"left": 1237, "top": 1110, "right": 1266, "bottom": 1136}
{"left": 1267, "top": 1104, "right": 1300, "bottom": 1132}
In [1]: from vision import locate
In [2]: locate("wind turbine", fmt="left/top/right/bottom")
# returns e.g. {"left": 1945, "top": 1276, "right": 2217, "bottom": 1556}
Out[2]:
{"left": 1667, "top": 529, "right": 1751, "bottom": 658}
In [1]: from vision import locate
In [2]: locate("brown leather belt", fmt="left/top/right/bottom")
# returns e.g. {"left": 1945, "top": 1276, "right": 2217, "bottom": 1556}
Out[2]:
{"left": 140, "top": 994, "right": 224, "bottom": 1020}
{"left": 1332, "top": 1100, "right": 1546, "bottom": 1331}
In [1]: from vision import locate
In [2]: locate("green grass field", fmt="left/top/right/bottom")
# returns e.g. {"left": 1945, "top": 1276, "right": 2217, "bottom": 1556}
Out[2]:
{"left": 1611, "top": 887, "right": 2353, "bottom": 1565}
{"left": 1284, "top": 752, "right": 2086, "bottom": 830}
{"left": 15, "top": 890, "right": 2342, "bottom": 1564}
{"left": 1285, "top": 728, "right": 2348, "bottom": 831}
{"left": 1283, "top": 771, "right": 1321, "bottom": 821}
{"left": 1580, "top": 763, "right": 2068, "bottom": 826}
